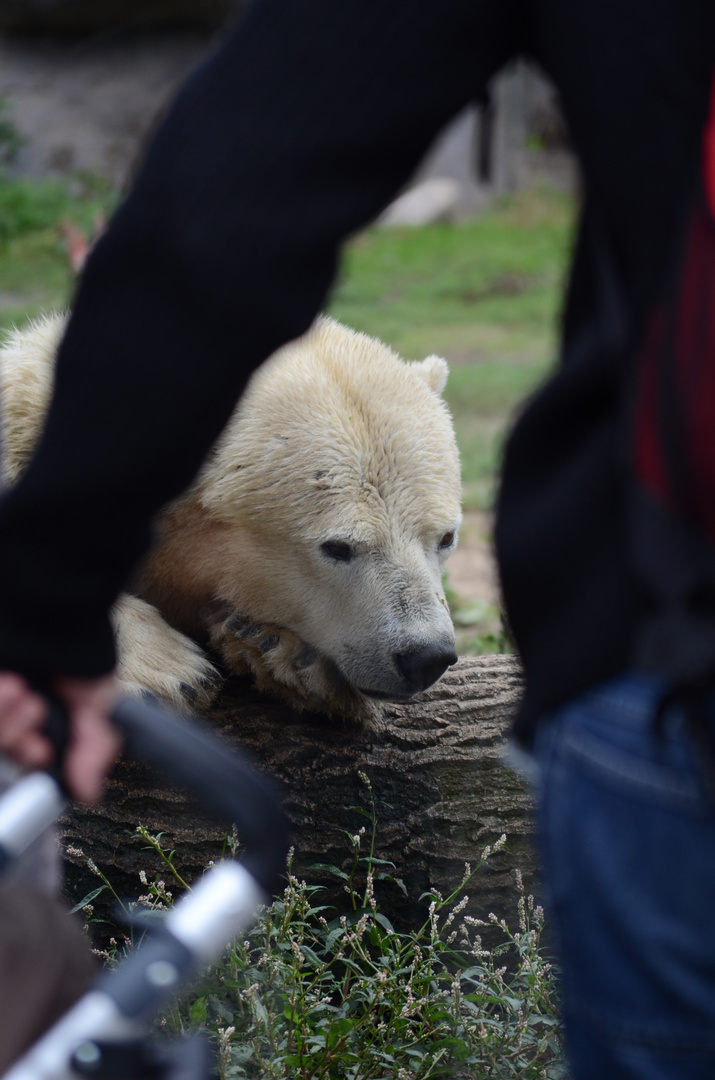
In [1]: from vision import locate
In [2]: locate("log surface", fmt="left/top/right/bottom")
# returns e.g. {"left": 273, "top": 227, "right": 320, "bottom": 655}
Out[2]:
{"left": 62, "top": 655, "right": 538, "bottom": 930}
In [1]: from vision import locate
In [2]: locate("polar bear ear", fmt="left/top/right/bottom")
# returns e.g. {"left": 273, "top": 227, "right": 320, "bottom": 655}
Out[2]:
{"left": 410, "top": 354, "right": 449, "bottom": 396}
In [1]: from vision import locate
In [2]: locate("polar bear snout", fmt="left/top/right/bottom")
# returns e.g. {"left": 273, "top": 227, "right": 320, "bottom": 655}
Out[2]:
{"left": 394, "top": 641, "right": 458, "bottom": 694}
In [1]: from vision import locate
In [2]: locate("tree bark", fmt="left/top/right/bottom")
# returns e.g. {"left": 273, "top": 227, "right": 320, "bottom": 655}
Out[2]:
{"left": 61, "top": 655, "right": 539, "bottom": 934}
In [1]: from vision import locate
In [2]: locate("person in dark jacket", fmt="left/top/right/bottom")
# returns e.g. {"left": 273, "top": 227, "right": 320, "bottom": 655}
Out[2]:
{"left": 0, "top": 1, "right": 714, "bottom": 1075}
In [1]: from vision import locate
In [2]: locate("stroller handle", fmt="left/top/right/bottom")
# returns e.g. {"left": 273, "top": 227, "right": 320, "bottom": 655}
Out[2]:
{"left": 0, "top": 696, "right": 290, "bottom": 1080}
{"left": 110, "top": 695, "right": 289, "bottom": 896}
{"left": 0, "top": 693, "right": 289, "bottom": 897}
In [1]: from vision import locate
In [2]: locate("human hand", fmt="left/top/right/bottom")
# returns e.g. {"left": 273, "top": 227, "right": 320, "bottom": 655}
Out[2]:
{"left": 0, "top": 672, "right": 121, "bottom": 804}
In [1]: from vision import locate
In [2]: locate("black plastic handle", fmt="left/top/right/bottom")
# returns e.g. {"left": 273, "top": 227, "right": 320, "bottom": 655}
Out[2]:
{"left": 28, "top": 682, "right": 72, "bottom": 794}
{"left": 110, "top": 696, "right": 289, "bottom": 895}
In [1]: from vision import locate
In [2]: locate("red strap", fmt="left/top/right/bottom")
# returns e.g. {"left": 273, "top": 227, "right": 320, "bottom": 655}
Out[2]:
{"left": 704, "top": 70, "right": 715, "bottom": 220}
{"left": 633, "top": 72, "right": 715, "bottom": 539}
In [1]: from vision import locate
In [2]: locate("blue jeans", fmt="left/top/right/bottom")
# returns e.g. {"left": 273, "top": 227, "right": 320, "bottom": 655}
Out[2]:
{"left": 534, "top": 673, "right": 715, "bottom": 1080}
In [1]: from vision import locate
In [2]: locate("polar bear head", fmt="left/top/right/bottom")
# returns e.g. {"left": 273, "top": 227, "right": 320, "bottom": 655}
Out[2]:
{"left": 172, "top": 317, "right": 462, "bottom": 713}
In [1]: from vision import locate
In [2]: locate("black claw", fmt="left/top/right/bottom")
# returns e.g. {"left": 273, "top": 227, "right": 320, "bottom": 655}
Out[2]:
{"left": 226, "top": 617, "right": 263, "bottom": 640}
{"left": 295, "top": 645, "right": 317, "bottom": 669}
{"left": 180, "top": 682, "right": 199, "bottom": 701}
{"left": 260, "top": 635, "right": 280, "bottom": 652}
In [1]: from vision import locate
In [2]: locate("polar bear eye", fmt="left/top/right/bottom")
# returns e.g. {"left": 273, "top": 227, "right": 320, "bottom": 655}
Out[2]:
{"left": 321, "top": 541, "right": 354, "bottom": 562}
{"left": 438, "top": 531, "right": 455, "bottom": 550}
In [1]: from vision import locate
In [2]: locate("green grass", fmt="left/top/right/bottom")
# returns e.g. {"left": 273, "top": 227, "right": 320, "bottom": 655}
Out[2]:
{"left": 0, "top": 172, "right": 117, "bottom": 327}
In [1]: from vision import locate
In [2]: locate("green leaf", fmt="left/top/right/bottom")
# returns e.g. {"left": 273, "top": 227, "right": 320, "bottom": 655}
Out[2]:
{"left": 228, "top": 1045, "right": 254, "bottom": 1065}
{"left": 301, "top": 945, "right": 322, "bottom": 968}
{"left": 305, "top": 862, "right": 349, "bottom": 881}
{"left": 208, "top": 995, "right": 234, "bottom": 1023}
{"left": 374, "top": 913, "right": 395, "bottom": 935}
{"left": 376, "top": 874, "right": 408, "bottom": 897}
{"left": 69, "top": 886, "right": 107, "bottom": 914}
{"left": 188, "top": 996, "right": 207, "bottom": 1025}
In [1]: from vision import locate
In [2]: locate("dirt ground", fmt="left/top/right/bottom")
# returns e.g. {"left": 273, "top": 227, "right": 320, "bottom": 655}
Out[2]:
{"left": 446, "top": 511, "right": 504, "bottom": 654}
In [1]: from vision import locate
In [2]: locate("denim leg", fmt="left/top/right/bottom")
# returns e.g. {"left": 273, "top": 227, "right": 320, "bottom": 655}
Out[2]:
{"left": 534, "top": 673, "right": 715, "bottom": 1080}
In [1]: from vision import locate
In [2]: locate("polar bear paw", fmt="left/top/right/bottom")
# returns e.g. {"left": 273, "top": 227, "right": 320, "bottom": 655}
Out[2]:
{"left": 112, "top": 595, "right": 219, "bottom": 713}
{"left": 208, "top": 612, "right": 377, "bottom": 723}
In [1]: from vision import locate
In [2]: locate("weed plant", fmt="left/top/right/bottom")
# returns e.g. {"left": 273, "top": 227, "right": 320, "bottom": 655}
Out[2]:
{"left": 74, "top": 779, "right": 565, "bottom": 1080}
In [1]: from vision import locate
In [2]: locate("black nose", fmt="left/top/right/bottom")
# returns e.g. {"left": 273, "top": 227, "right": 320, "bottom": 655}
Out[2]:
{"left": 395, "top": 642, "right": 458, "bottom": 693}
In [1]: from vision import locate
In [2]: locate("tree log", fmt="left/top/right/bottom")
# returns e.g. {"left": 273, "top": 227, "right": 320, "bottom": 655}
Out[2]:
{"left": 61, "top": 655, "right": 539, "bottom": 934}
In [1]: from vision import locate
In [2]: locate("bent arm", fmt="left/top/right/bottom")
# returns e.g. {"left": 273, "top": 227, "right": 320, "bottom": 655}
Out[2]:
{"left": 0, "top": 0, "right": 521, "bottom": 680}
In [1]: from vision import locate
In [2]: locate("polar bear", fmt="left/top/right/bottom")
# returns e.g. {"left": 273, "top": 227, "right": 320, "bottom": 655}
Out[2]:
{"left": 0, "top": 313, "right": 462, "bottom": 720}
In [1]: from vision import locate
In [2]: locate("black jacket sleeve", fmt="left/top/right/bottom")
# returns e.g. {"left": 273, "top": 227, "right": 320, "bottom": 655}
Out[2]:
{"left": 0, "top": 0, "right": 521, "bottom": 678}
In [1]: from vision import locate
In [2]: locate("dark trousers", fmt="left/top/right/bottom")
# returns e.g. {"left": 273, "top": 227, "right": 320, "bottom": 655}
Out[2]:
{"left": 535, "top": 673, "right": 715, "bottom": 1078}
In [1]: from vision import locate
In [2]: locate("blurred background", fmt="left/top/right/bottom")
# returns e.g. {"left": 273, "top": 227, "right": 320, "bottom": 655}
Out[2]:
{"left": 0, "top": 0, "right": 578, "bottom": 655}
